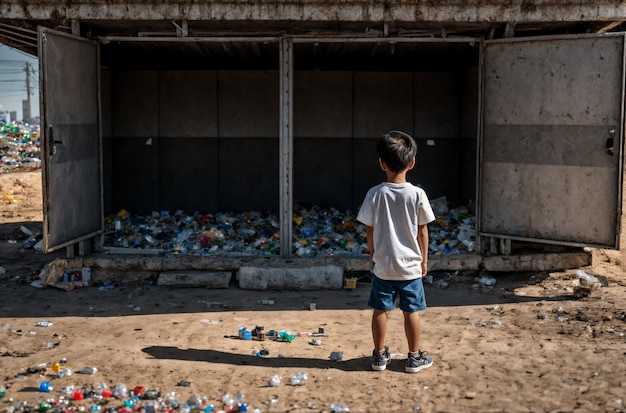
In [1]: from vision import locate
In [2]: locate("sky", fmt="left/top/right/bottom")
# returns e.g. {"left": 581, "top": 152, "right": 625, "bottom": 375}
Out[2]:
{"left": 0, "top": 44, "right": 39, "bottom": 122}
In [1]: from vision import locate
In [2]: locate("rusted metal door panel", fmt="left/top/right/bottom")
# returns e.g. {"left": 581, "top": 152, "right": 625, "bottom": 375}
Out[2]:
{"left": 480, "top": 34, "right": 625, "bottom": 248}
{"left": 39, "top": 28, "right": 102, "bottom": 252}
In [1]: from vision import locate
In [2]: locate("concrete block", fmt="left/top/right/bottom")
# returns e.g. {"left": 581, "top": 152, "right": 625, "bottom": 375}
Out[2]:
{"left": 429, "top": 254, "right": 481, "bottom": 272}
{"left": 238, "top": 265, "right": 343, "bottom": 290}
{"left": 482, "top": 252, "right": 591, "bottom": 272}
{"left": 158, "top": 271, "right": 232, "bottom": 288}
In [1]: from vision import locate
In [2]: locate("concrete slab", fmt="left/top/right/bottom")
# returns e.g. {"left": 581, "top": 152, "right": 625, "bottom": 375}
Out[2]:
{"left": 157, "top": 271, "right": 232, "bottom": 288}
{"left": 61, "top": 249, "right": 592, "bottom": 288}
{"left": 482, "top": 251, "right": 591, "bottom": 272}
{"left": 430, "top": 253, "right": 481, "bottom": 272}
{"left": 237, "top": 265, "right": 344, "bottom": 290}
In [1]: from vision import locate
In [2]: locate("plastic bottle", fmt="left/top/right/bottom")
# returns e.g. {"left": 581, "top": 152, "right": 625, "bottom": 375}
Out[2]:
{"left": 291, "top": 372, "right": 308, "bottom": 385}
{"left": 113, "top": 384, "right": 129, "bottom": 399}
{"left": 144, "top": 390, "right": 161, "bottom": 400}
{"left": 329, "top": 351, "right": 344, "bottom": 361}
{"left": 268, "top": 375, "right": 281, "bottom": 387}
{"left": 39, "top": 382, "right": 52, "bottom": 392}
{"left": 57, "top": 367, "right": 72, "bottom": 378}
{"left": 330, "top": 404, "right": 350, "bottom": 412}
{"left": 79, "top": 367, "right": 97, "bottom": 375}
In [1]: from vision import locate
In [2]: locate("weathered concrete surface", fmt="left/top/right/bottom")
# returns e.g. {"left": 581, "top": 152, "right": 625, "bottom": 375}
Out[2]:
{"left": 237, "top": 264, "right": 343, "bottom": 290}
{"left": 63, "top": 249, "right": 592, "bottom": 287}
{"left": 482, "top": 252, "right": 592, "bottom": 272}
{"left": 430, "top": 253, "right": 482, "bottom": 272}
{"left": 1, "top": 1, "right": 625, "bottom": 23}
{"left": 157, "top": 271, "right": 232, "bottom": 288}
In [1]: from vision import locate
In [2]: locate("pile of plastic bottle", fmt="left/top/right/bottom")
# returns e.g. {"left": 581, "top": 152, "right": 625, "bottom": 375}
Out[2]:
{"left": 0, "top": 122, "right": 41, "bottom": 170}
{"left": 1, "top": 380, "right": 256, "bottom": 413}
{"left": 0, "top": 358, "right": 353, "bottom": 413}
{"left": 102, "top": 198, "right": 475, "bottom": 258}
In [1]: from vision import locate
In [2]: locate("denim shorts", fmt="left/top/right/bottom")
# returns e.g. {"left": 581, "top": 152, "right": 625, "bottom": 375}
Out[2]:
{"left": 368, "top": 275, "right": 427, "bottom": 313}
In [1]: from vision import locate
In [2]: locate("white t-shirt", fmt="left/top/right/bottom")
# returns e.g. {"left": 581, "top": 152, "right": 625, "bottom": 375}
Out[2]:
{"left": 357, "top": 182, "right": 435, "bottom": 281}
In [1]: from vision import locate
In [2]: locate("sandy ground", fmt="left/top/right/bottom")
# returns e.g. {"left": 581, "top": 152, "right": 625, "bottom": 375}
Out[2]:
{"left": 1, "top": 169, "right": 625, "bottom": 413}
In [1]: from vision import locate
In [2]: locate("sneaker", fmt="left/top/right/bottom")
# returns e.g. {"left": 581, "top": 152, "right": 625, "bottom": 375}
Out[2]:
{"left": 405, "top": 350, "right": 433, "bottom": 373}
{"left": 371, "top": 347, "right": 391, "bottom": 371}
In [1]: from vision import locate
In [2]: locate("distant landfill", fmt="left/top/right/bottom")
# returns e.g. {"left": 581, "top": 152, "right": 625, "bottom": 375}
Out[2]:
{"left": 0, "top": 121, "right": 40, "bottom": 171}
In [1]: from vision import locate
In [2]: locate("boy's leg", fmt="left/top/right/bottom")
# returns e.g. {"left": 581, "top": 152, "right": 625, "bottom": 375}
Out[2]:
{"left": 404, "top": 310, "right": 433, "bottom": 373}
{"left": 398, "top": 278, "right": 433, "bottom": 373}
{"left": 403, "top": 310, "right": 421, "bottom": 353}
{"left": 371, "top": 309, "right": 391, "bottom": 371}
{"left": 368, "top": 276, "right": 394, "bottom": 371}
{"left": 372, "top": 309, "right": 389, "bottom": 350}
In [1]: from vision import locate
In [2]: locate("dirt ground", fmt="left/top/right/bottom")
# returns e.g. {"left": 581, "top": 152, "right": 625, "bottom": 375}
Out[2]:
{"left": 1, "top": 169, "right": 625, "bottom": 413}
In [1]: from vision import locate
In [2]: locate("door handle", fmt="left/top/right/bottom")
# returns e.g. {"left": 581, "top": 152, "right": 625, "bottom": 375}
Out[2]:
{"left": 606, "top": 129, "right": 615, "bottom": 156}
{"left": 47, "top": 125, "right": 62, "bottom": 156}
{"left": 48, "top": 126, "right": 56, "bottom": 156}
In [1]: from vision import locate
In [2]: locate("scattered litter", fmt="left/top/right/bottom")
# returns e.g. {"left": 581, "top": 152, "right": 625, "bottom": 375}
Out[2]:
{"left": 478, "top": 276, "right": 496, "bottom": 286}
{"left": 344, "top": 277, "right": 358, "bottom": 289}
{"left": 573, "top": 270, "right": 606, "bottom": 297}
{"left": 329, "top": 351, "right": 344, "bottom": 361}
{"left": 200, "top": 319, "right": 220, "bottom": 325}
{"left": 30, "top": 280, "right": 43, "bottom": 288}
{"left": 268, "top": 375, "right": 281, "bottom": 387}
{"left": 576, "top": 270, "right": 601, "bottom": 288}
{"left": 290, "top": 371, "right": 308, "bottom": 386}
{"left": 0, "top": 122, "right": 40, "bottom": 170}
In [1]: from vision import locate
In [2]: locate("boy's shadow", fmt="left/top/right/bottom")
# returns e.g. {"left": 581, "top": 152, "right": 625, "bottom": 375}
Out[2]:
{"left": 142, "top": 346, "right": 368, "bottom": 372}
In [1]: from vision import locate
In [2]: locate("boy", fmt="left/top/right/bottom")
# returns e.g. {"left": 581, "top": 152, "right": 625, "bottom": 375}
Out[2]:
{"left": 356, "top": 130, "right": 435, "bottom": 373}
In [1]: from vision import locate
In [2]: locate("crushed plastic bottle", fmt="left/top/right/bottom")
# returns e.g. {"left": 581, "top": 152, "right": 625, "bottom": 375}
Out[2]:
{"left": 329, "top": 351, "right": 344, "bottom": 361}
{"left": 278, "top": 330, "right": 295, "bottom": 342}
{"left": 330, "top": 403, "right": 350, "bottom": 412}
{"left": 79, "top": 367, "right": 98, "bottom": 375}
{"left": 268, "top": 375, "right": 281, "bottom": 387}
{"left": 113, "top": 384, "right": 129, "bottom": 399}
{"left": 290, "top": 371, "right": 308, "bottom": 386}
{"left": 56, "top": 367, "right": 72, "bottom": 378}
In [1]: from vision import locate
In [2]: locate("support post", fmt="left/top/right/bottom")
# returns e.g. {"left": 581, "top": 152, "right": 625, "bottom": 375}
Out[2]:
{"left": 279, "top": 38, "right": 293, "bottom": 257}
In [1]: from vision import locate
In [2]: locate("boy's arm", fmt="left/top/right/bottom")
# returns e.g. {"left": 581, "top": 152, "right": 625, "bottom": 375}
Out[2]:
{"left": 417, "top": 224, "right": 429, "bottom": 276}
{"left": 366, "top": 225, "right": 374, "bottom": 268}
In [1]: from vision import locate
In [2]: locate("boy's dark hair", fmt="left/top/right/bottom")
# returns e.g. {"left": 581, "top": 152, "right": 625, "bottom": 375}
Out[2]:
{"left": 376, "top": 130, "right": 418, "bottom": 172}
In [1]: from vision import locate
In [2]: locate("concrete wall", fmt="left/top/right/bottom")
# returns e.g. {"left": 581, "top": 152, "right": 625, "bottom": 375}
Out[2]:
{"left": 103, "top": 67, "right": 477, "bottom": 214}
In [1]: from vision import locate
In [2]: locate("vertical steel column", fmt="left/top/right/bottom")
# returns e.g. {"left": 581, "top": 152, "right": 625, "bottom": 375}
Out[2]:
{"left": 279, "top": 38, "right": 294, "bottom": 257}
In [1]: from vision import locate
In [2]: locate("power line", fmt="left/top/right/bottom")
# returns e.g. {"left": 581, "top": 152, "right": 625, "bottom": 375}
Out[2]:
{"left": 0, "top": 57, "right": 39, "bottom": 121}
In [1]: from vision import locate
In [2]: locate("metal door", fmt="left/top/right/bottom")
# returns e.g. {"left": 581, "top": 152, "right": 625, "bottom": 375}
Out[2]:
{"left": 39, "top": 28, "right": 102, "bottom": 252}
{"left": 480, "top": 34, "right": 625, "bottom": 248}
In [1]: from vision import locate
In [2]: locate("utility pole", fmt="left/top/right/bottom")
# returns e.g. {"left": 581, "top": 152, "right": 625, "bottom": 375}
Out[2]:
{"left": 24, "top": 61, "right": 31, "bottom": 123}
